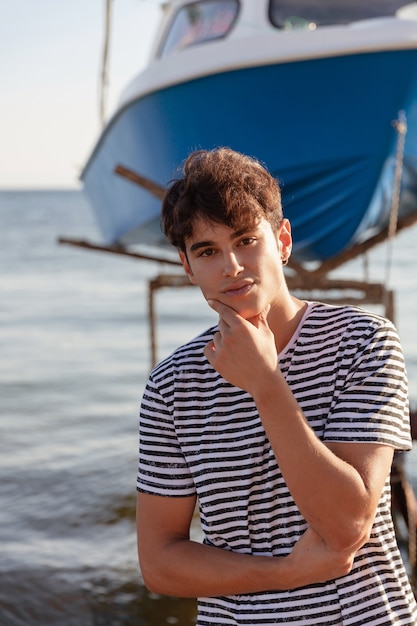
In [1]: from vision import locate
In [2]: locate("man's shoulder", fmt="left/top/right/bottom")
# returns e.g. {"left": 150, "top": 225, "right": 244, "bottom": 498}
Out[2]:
{"left": 150, "top": 325, "right": 217, "bottom": 381}
{"left": 306, "top": 301, "right": 394, "bottom": 331}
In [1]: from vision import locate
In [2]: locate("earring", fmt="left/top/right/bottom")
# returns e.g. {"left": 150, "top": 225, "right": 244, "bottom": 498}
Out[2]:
{"left": 282, "top": 257, "right": 288, "bottom": 266}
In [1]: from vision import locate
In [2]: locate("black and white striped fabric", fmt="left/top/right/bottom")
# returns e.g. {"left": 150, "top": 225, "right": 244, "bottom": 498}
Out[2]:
{"left": 138, "top": 302, "right": 417, "bottom": 624}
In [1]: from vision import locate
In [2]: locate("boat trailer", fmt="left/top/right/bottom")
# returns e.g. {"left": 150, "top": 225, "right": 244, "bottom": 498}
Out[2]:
{"left": 59, "top": 204, "right": 417, "bottom": 367}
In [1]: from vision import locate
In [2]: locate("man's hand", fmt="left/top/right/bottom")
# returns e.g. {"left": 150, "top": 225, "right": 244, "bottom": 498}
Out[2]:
{"left": 287, "top": 527, "right": 355, "bottom": 588}
{"left": 203, "top": 299, "right": 277, "bottom": 392}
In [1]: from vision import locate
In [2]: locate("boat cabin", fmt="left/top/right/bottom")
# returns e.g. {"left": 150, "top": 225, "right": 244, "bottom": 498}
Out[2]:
{"left": 155, "top": 0, "right": 417, "bottom": 59}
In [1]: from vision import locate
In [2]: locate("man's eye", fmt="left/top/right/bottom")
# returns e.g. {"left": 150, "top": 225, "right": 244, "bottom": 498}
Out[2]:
{"left": 240, "top": 237, "right": 255, "bottom": 246}
{"left": 200, "top": 248, "right": 214, "bottom": 257}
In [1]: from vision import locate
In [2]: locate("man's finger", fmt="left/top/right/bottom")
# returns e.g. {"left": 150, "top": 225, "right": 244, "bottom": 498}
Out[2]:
{"left": 203, "top": 340, "right": 216, "bottom": 363}
{"left": 206, "top": 299, "right": 239, "bottom": 325}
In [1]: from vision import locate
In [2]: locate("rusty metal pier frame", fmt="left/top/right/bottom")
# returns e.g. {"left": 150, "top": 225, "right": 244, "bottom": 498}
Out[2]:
{"left": 59, "top": 205, "right": 417, "bottom": 368}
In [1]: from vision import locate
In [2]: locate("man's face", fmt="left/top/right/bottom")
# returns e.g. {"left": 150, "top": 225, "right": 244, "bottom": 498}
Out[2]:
{"left": 179, "top": 216, "right": 292, "bottom": 320}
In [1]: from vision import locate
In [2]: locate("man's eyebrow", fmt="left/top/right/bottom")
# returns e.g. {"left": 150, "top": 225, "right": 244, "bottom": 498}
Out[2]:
{"left": 189, "top": 228, "right": 254, "bottom": 253}
{"left": 189, "top": 240, "right": 214, "bottom": 252}
{"left": 233, "top": 227, "right": 253, "bottom": 238}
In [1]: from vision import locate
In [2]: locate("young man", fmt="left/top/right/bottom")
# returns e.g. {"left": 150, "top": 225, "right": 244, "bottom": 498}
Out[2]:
{"left": 136, "top": 148, "right": 417, "bottom": 624}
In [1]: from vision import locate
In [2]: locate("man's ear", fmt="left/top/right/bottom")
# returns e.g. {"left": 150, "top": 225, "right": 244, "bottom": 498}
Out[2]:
{"left": 278, "top": 219, "right": 292, "bottom": 261}
{"left": 179, "top": 250, "right": 198, "bottom": 285}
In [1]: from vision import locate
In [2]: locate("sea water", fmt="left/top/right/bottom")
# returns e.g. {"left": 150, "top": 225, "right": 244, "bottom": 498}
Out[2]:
{"left": 1, "top": 190, "right": 417, "bottom": 625}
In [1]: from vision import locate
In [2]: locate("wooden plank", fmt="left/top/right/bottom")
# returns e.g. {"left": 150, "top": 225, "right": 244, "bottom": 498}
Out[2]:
{"left": 293, "top": 208, "right": 417, "bottom": 277}
{"left": 58, "top": 237, "right": 181, "bottom": 266}
{"left": 114, "top": 164, "right": 165, "bottom": 199}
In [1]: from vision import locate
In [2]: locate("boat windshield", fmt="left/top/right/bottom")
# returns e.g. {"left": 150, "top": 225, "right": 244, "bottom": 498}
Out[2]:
{"left": 158, "top": 0, "right": 239, "bottom": 57}
{"left": 269, "top": 0, "right": 417, "bottom": 29}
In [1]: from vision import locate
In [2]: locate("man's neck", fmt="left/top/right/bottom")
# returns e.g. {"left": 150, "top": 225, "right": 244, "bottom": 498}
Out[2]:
{"left": 269, "top": 296, "right": 308, "bottom": 354}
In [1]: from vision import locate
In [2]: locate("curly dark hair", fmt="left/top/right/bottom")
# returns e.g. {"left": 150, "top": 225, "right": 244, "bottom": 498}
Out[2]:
{"left": 161, "top": 148, "right": 283, "bottom": 251}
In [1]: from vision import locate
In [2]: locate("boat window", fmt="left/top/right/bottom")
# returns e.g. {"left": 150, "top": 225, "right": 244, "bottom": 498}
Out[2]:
{"left": 159, "top": 0, "right": 239, "bottom": 57}
{"left": 269, "top": 0, "right": 417, "bottom": 29}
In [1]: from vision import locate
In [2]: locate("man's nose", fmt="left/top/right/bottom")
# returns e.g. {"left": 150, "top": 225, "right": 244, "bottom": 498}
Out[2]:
{"left": 222, "top": 252, "right": 244, "bottom": 277}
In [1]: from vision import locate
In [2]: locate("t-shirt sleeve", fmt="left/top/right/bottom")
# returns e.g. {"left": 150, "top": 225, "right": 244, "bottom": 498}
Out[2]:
{"left": 323, "top": 320, "right": 411, "bottom": 450}
{"left": 136, "top": 374, "right": 196, "bottom": 497}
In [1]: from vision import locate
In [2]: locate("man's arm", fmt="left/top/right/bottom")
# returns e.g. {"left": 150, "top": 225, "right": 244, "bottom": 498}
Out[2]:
{"left": 204, "top": 300, "right": 395, "bottom": 552}
{"left": 254, "top": 370, "right": 394, "bottom": 551}
{"left": 136, "top": 492, "right": 355, "bottom": 598}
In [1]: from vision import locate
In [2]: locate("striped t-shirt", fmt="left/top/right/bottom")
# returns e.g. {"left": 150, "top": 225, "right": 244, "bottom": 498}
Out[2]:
{"left": 137, "top": 302, "right": 417, "bottom": 625}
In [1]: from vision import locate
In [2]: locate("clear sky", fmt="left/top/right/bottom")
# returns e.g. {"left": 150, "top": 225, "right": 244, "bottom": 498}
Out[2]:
{"left": 0, "top": 0, "right": 162, "bottom": 189}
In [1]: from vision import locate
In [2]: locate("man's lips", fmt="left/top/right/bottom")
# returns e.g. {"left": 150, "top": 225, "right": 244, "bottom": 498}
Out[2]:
{"left": 221, "top": 282, "right": 254, "bottom": 297}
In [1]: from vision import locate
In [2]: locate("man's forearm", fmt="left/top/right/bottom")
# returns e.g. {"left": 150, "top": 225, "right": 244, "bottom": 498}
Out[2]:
{"left": 139, "top": 527, "right": 354, "bottom": 598}
{"left": 252, "top": 369, "right": 389, "bottom": 551}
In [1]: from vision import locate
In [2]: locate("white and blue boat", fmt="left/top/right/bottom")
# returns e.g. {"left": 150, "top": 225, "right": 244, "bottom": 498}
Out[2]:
{"left": 81, "top": 0, "right": 417, "bottom": 263}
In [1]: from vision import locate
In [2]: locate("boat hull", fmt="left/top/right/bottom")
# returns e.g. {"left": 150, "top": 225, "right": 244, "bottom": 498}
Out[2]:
{"left": 82, "top": 49, "right": 417, "bottom": 262}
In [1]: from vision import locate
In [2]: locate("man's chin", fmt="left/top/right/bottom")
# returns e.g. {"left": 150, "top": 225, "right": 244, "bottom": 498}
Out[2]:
{"left": 205, "top": 294, "right": 263, "bottom": 319}
{"left": 233, "top": 304, "right": 263, "bottom": 320}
